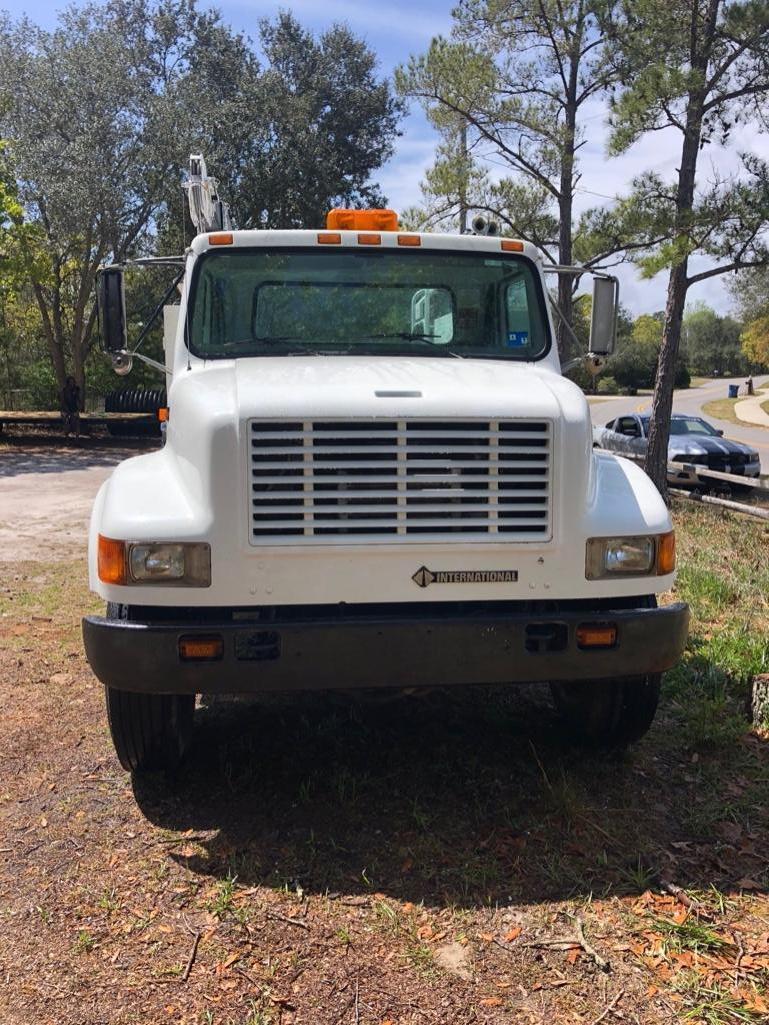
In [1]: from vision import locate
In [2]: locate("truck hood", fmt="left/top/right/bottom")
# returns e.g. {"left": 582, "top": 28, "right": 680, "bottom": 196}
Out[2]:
{"left": 230, "top": 356, "right": 579, "bottom": 421}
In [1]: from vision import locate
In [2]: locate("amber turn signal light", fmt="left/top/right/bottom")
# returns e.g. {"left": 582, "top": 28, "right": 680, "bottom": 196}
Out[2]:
{"left": 98, "top": 535, "right": 127, "bottom": 585}
{"left": 576, "top": 624, "right": 617, "bottom": 649}
{"left": 208, "top": 232, "right": 233, "bottom": 246}
{"left": 657, "top": 530, "right": 676, "bottom": 575}
{"left": 179, "top": 636, "right": 224, "bottom": 661}
{"left": 157, "top": 407, "right": 169, "bottom": 423}
{"left": 501, "top": 239, "right": 524, "bottom": 252}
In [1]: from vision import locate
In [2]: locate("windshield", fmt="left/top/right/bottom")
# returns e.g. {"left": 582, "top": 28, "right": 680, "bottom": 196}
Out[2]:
{"left": 641, "top": 416, "right": 719, "bottom": 436}
{"left": 187, "top": 248, "right": 550, "bottom": 360}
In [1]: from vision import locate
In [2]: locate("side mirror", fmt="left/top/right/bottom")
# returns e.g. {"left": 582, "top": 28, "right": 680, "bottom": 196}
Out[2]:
{"left": 589, "top": 275, "right": 619, "bottom": 356}
{"left": 96, "top": 266, "right": 128, "bottom": 353}
{"left": 716, "top": 429, "right": 724, "bottom": 437}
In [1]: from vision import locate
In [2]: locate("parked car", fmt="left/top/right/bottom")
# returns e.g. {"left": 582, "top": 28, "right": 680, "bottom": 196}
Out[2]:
{"left": 593, "top": 413, "right": 761, "bottom": 485}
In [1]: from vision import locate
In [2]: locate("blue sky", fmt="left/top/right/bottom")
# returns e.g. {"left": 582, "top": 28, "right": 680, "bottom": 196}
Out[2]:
{"left": 6, "top": 0, "right": 767, "bottom": 316}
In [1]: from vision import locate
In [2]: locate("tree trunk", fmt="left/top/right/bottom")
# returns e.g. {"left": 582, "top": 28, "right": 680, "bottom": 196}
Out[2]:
{"left": 556, "top": 24, "right": 581, "bottom": 362}
{"left": 645, "top": 261, "right": 688, "bottom": 497}
{"left": 644, "top": 102, "right": 703, "bottom": 499}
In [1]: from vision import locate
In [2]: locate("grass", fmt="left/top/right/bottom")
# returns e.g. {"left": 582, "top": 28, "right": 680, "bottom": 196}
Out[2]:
{"left": 652, "top": 917, "right": 732, "bottom": 955}
{"left": 702, "top": 387, "right": 769, "bottom": 429}
{"left": 701, "top": 397, "right": 746, "bottom": 426}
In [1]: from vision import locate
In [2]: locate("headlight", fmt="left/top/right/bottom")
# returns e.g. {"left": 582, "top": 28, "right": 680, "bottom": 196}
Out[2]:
{"left": 586, "top": 532, "right": 675, "bottom": 580}
{"left": 98, "top": 536, "right": 211, "bottom": 586}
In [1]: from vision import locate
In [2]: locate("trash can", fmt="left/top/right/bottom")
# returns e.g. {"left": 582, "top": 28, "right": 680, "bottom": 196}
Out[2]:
{"left": 728, "top": 384, "right": 739, "bottom": 398}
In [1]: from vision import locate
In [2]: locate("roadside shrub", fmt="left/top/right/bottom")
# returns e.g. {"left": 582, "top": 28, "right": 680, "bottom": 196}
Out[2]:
{"left": 596, "top": 375, "right": 618, "bottom": 394}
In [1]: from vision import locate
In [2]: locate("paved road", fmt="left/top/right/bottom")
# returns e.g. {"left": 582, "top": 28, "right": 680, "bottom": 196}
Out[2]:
{"left": 588, "top": 374, "right": 769, "bottom": 461}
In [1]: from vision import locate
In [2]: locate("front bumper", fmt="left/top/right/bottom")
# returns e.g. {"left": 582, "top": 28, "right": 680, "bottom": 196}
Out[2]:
{"left": 82, "top": 601, "right": 689, "bottom": 694}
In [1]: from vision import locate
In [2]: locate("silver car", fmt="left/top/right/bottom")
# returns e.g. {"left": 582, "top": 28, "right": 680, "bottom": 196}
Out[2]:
{"left": 593, "top": 413, "right": 761, "bottom": 485}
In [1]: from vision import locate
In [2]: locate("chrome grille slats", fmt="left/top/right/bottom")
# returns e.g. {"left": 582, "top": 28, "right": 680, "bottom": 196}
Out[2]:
{"left": 249, "top": 419, "right": 551, "bottom": 544}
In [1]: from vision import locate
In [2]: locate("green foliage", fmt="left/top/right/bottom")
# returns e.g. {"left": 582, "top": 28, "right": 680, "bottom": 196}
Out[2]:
{"left": 0, "top": 2, "right": 401, "bottom": 400}
{"left": 682, "top": 303, "right": 751, "bottom": 376}
{"left": 397, "top": 3, "right": 621, "bottom": 274}
{"left": 730, "top": 269, "right": 769, "bottom": 368}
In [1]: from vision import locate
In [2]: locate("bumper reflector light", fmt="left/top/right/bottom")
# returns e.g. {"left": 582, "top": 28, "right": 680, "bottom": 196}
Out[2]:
{"left": 98, "top": 535, "right": 127, "bottom": 585}
{"left": 179, "top": 635, "right": 224, "bottom": 661}
{"left": 576, "top": 624, "right": 617, "bottom": 649}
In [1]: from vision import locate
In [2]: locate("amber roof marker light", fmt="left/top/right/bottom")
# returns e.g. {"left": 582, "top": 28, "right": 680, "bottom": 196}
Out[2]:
{"left": 326, "top": 208, "right": 399, "bottom": 231}
{"left": 501, "top": 240, "right": 525, "bottom": 252}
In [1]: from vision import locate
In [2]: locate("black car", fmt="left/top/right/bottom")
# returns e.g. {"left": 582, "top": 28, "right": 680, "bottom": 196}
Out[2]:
{"left": 593, "top": 413, "right": 761, "bottom": 484}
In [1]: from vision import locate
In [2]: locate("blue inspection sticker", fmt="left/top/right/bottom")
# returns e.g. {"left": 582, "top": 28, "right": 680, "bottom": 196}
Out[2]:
{"left": 506, "top": 331, "right": 529, "bottom": 347}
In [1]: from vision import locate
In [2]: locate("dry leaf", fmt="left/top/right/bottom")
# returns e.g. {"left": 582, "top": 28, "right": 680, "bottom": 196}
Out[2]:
{"left": 480, "top": 997, "right": 504, "bottom": 1007}
{"left": 417, "top": 925, "right": 434, "bottom": 941}
{"left": 737, "top": 877, "right": 763, "bottom": 890}
{"left": 504, "top": 927, "right": 522, "bottom": 942}
{"left": 478, "top": 932, "right": 494, "bottom": 943}
{"left": 566, "top": 947, "right": 580, "bottom": 965}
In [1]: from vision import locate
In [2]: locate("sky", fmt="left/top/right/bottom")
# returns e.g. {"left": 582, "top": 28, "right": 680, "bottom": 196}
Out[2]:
{"left": 7, "top": 0, "right": 769, "bottom": 317}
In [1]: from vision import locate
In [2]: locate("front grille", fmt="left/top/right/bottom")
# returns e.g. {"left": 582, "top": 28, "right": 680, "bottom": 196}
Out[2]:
{"left": 248, "top": 419, "right": 552, "bottom": 545}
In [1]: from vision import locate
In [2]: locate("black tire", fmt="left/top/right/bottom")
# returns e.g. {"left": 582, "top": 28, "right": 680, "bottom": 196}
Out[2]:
{"left": 550, "top": 673, "right": 661, "bottom": 749}
{"left": 104, "top": 604, "right": 194, "bottom": 772}
{"left": 550, "top": 595, "right": 661, "bottom": 749}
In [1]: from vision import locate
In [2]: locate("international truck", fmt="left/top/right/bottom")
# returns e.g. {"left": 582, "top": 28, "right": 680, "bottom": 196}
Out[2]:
{"left": 82, "top": 161, "right": 689, "bottom": 773}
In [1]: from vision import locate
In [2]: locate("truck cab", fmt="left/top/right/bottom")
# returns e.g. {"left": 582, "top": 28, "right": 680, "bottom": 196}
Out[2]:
{"left": 83, "top": 210, "right": 689, "bottom": 772}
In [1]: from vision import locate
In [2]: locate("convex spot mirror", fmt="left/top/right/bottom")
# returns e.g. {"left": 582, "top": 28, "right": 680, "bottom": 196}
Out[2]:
{"left": 96, "top": 266, "right": 128, "bottom": 353}
{"left": 589, "top": 276, "right": 619, "bottom": 356}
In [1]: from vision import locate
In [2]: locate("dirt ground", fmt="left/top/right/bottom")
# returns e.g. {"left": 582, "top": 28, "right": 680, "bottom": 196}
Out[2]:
{"left": 0, "top": 436, "right": 149, "bottom": 561}
{"left": 1, "top": 437, "right": 769, "bottom": 1025}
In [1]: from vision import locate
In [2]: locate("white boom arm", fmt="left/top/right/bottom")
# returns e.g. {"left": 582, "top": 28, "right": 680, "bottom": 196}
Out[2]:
{"left": 183, "top": 154, "right": 232, "bottom": 233}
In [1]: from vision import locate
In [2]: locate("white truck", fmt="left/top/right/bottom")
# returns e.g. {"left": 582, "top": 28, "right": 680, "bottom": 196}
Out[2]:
{"left": 83, "top": 175, "right": 688, "bottom": 773}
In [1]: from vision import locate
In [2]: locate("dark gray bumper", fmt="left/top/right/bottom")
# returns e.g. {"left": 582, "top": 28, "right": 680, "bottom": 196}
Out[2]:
{"left": 82, "top": 601, "right": 689, "bottom": 695}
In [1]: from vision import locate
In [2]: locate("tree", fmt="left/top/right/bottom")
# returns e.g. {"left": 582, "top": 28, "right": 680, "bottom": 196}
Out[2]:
{"left": 681, "top": 302, "right": 748, "bottom": 375}
{"left": 731, "top": 269, "right": 769, "bottom": 367}
{"left": 0, "top": 0, "right": 225, "bottom": 397}
{"left": 233, "top": 14, "right": 402, "bottom": 229}
{"left": 397, "top": 1, "right": 619, "bottom": 358}
{"left": 599, "top": 0, "right": 769, "bottom": 495}
{"left": 0, "top": 3, "right": 402, "bottom": 400}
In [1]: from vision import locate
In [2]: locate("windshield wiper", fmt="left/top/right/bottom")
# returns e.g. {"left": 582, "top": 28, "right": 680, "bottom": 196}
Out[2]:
{"left": 364, "top": 332, "right": 443, "bottom": 343}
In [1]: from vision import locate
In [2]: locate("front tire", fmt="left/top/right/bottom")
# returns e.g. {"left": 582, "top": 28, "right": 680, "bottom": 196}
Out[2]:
{"left": 550, "top": 673, "right": 661, "bottom": 749}
{"left": 104, "top": 604, "right": 194, "bottom": 772}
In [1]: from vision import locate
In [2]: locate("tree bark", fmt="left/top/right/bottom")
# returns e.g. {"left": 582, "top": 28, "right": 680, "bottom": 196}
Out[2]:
{"left": 644, "top": 103, "right": 703, "bottom": 498}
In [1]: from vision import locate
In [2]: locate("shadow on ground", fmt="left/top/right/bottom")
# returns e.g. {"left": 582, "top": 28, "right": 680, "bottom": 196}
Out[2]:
{"left": 133, "top": 683, "right": 769, "bottom": 909}
{"left": 0, "top": 436, "right": 153, "bottom": 477}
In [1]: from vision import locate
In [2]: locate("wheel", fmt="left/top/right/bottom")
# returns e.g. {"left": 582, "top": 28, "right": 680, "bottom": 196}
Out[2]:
{"left": 550, "top": 673, "right": 661, "bottom": 748}
{"left": 550, "top": 595, "right": 661, "bottom": 748}
{"left": 104, "top": 604, "right": 194, "bottom": 772}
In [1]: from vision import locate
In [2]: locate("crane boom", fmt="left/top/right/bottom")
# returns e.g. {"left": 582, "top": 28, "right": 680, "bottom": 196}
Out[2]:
{"left": 183, "top": 154, "right": 232, "bottom": 233}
